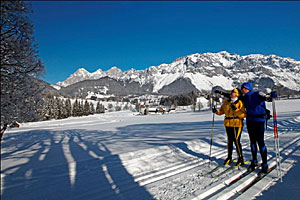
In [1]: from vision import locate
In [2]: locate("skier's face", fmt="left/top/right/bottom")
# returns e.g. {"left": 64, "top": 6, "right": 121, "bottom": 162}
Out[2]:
{"left": 241, "top": 87, "right": 250, "bottom": 94}
{"left": 230, "top": 92, "right": 237, "bottom": 98}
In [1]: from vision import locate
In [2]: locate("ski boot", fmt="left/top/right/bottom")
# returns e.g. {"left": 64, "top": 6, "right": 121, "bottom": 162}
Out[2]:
{"left": 223, "top": 157, "right": 232, "bottom": 165}
{"left": 260, "top": 163, "right": 268, "bottom": 174}
{"left": 236, "top": 157, "right": 244, "bottom": 166}
{"left": 248, "top": 160, "right": 258, "bottom": 171}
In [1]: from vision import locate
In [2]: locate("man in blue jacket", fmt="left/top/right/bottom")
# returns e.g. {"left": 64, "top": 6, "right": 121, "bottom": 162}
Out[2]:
{"left": 240, "top": 82, "right": 276, "bottom": 173}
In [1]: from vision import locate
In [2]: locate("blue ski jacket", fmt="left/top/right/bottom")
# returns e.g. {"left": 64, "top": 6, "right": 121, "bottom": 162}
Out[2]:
{"left": 242, "top": 90, "right": 267, "bottom": 122}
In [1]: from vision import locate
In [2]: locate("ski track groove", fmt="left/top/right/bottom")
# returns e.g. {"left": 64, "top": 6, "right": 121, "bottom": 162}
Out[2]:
{"left": 236, "top": 149, "right": 299, "bottom": 200}
{"left": 134, "top": 134, "right": 276, "bottom": 187}
{"left": 191, "top": 135, "right": 300, "bottom": 200}
{"left": 2, "top": 106, "right": 300, "bottom": 200}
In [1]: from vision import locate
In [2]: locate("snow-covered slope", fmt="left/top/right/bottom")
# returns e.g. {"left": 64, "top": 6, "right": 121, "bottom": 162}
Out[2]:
{"left": 1, "top": 99, "right": 300, "bottom": 199}
{"left": 55, "top": 51, "right": 300, "bottom": 94}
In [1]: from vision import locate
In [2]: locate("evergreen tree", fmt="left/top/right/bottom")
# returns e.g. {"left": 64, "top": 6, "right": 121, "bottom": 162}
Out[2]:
{"left": 89, "top": 102, "right": 95, "bottom": 114}
{"left": 56, "top": 98, "right": 63, "bottom": 119}
{"left": 42, "top": 95, "right": 54, "bottom": 120}
{"left": 100, "top": 104, "right": 105, "bottom": 113}
{"left": 60, "top": 99, "right": 67, "bottom": 119}
{"left": 65, "top": 98, "right": 72, "bottom": 117}
{"left": 84, "top": 100, "right": 90, "bottom": 116}
{"left": 95, "top": 102, "right": 105, "bottom": 114}
{"left": 52, "top": 97, "right": 60, "bottom": 119}
{"left": 96, "top": 101, "right": 101, "bottom": 114}
{"left": 73, "top": 99, "right": 79, "bottom": 117}
{"left": 78, "top": 101, "right": 84, "bottom": 116}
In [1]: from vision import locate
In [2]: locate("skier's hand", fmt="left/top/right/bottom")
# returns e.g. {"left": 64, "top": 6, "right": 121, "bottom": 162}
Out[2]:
{"left": 230, "top": 103, "right": 237, "bottom": 111}
{"left": 214, "top": 90, "right": 221, "bottom": 94}
{"left": 212, "top": 107, "right": 217, "bottom": 113}
{"left": 214, "top": 90, "right": 224, "bottom": 95}
{"left": 270, "top": 91, "right": 278, "bottom": 98}
{"left": 265, "top": 97, "right": 272, "bottom": 102}
{"left": 214, "top": 90, "right": 230, "bottom": 98}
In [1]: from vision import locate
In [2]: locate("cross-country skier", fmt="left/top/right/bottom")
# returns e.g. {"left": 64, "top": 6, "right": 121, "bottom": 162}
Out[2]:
{"left": 212, "top": 88, "right": 246, "bottom": 166}
{"left": 240, "top": 82, "right": 277, "bottom": 173}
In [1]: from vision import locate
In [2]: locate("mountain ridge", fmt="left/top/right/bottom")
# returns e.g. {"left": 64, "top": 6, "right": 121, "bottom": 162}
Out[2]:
{"left": 53, "top": 51, "right": 300, "bottom": 97}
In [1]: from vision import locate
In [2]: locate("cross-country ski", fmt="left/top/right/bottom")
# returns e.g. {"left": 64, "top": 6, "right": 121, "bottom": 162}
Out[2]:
{"left": 237, "top": 164, "right": 277, "bottom": 195}
{"left": 212, "top": 160, "right": 250, "bottom": 178}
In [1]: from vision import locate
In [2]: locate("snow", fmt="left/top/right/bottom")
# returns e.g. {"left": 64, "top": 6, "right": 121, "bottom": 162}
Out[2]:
{"left": 50, "top": 84, "right": 62, "bottom": 90}
{"left": 153, "top": 73, "right": 182, "bottom": 92}
{"left": 54, "top": 52, "right": 300, "bottom": 94}
{"left": 85, "top": 87, "right": 109, "bottom": 98}
{"left": 1, "top": 99, "right": 300, "bottom": 200}
{"left": 186, "top": 73, "right": 233, "bottom": 91}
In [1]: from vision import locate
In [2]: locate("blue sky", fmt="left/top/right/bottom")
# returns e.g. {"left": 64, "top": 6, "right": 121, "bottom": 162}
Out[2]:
{"left": 29, "top": 1, "right": 300, "bottom": 84}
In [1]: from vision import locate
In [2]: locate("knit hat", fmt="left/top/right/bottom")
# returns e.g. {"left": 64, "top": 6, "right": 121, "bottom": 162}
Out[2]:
{"left": 241, "top": 82, "right": 253, "bottom": 91}
{"left": 231, "top": 88, "right": 240, "bottom": 97}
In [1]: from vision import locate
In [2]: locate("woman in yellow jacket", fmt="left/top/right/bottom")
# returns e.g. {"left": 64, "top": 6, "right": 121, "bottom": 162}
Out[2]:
{"left": 212, "top": 88, "right": 246, "bottom": 166}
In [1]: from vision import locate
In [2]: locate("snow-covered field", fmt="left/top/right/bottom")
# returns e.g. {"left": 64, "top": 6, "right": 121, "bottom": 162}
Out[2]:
{"left": 1, "top": 99, "right": 300, "bottom": 200}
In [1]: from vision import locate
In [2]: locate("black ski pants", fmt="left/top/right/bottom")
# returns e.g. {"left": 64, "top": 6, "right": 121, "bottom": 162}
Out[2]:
{"left": 246, "top": 120, "right": 268, "bottom": 164}
{"left": 225, "top": 126, "right": 243, "bottom": 159}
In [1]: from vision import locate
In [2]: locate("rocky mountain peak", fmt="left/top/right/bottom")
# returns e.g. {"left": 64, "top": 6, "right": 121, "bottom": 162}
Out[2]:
{"left": 55, "top": 51, "right": 300, "bottom": 96}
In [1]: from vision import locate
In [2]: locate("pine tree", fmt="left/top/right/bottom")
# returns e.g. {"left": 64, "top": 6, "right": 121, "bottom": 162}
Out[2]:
{"left": 96, "top": 101, "right": 101, "bottom": 114}
{"left": 89, "top": 102, "right": 95, "bottom": 114}
{"left": 58, "top": 98, "right": 64, "bottom": 119}
{"left": 78, "top": 100, "right": 84, "bottom": 116}
{"left": 52, "top": 97, "right": 59, "bottom": 119}
{"left": 65, "top": 98, "right": 72, "bottom": 117}
{"left": 73, "top": 99, "right": 79, "bottom": 117}
{"left": 84, "top": 100, "right": 90, "bottom": 116}
{"left": 60, "top": 99, "right": 67, "bottom": 119}
{"left": 102, "top": 104, "right": 105, "bottom": 113}
{"left": 96, "top": 102, "right": 105, "bottom": 114}
{"left": 42, "top": 95, "right": 54, "bottom": 120}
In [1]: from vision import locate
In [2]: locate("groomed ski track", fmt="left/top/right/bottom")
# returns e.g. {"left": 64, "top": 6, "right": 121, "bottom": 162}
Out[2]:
{"left": 1, "top": 100, "right": 300, "bottom": 200}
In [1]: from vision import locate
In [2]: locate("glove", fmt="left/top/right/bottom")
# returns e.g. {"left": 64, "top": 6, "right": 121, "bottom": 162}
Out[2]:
{"left": 212, "top": 107, "right": 217, "bottom": 113}
{"left": 214, "top": 90, "right": 230, "bottom": 98}
{"left": 214, "top": 90, "right": 222, "bottom": 94}
{"left": 266, "top": 97, "right": 272, "bottom": 102}
{"left": 270, "top": 91, "right": 278, "bottom": 98}
{"left": 215, "top": 90, "right": 225, "bottom": 95}
{"left": 230, "top": 103, "right": 237, "bottom": 111}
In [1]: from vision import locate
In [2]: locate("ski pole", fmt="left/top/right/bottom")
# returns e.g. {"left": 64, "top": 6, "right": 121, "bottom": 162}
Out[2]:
{"left": 272, "top": 98, "right": 283, "bottom": 182}
{"left": 208, "top": 95, "right": 216, "bottom": 166}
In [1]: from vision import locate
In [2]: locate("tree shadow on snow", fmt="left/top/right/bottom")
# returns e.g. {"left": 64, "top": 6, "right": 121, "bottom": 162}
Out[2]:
{"left": 2, "top": 118, "right": 259, "bottom": 199}
{"left": 1, "top": 130, "right": 153, "bottom": 200}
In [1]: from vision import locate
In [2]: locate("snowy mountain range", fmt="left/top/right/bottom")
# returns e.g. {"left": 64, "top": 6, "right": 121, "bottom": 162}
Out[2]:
{"left": 54, "top": 51, "right": 300, "bottom": 97}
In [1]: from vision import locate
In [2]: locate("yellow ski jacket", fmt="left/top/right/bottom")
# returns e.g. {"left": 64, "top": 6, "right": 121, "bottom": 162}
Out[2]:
{"left": 216, "top": 99, "right": 246, "bottom": 127}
